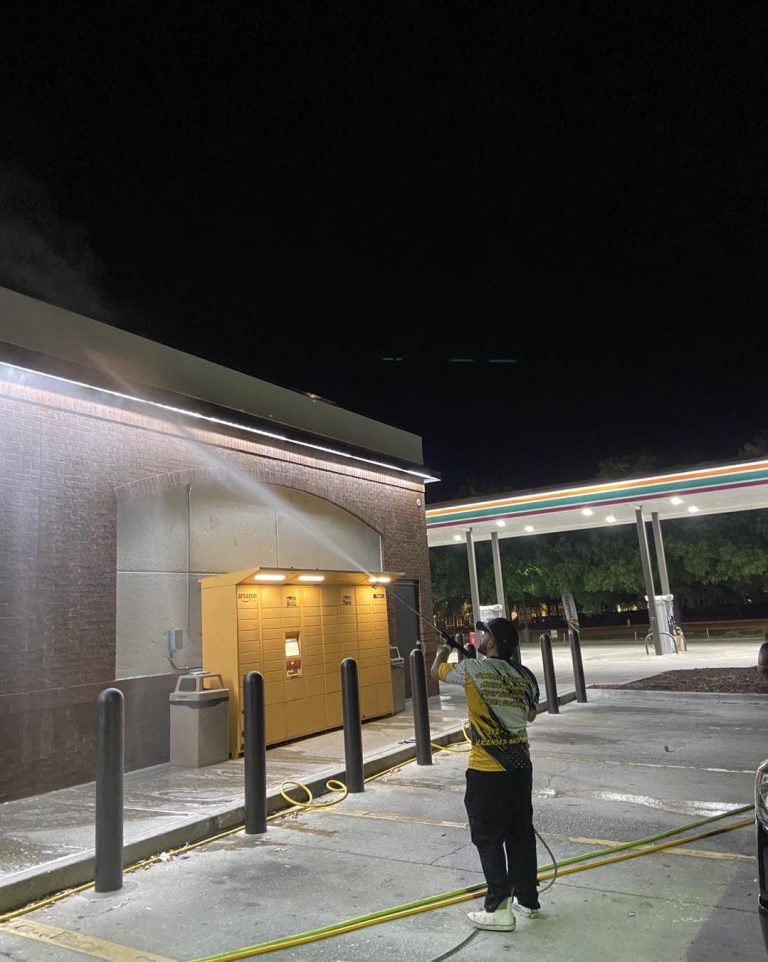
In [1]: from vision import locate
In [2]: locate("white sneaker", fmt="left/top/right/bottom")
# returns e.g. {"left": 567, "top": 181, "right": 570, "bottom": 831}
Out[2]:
{"left": 467, "top": 901, "right": 516, "bottom": 931}
{"left": 511, "top": 897, "right": 540, "bottom": 918}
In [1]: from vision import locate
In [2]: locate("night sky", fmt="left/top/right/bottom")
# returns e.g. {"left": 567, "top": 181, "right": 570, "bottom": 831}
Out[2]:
{"left": 2, "top": 5, "right": 767, "bottom": 502}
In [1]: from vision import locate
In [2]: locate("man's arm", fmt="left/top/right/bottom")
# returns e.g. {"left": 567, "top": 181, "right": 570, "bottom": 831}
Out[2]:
{"left": 527, "top": 707, "right": 537, "bottom": 723}
{"left": 430, "top": 643, "right": 451, "bottom": 681}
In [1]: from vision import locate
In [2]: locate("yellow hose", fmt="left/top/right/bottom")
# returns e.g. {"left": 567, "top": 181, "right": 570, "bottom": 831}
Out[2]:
{"left": 0, "top": 717, "right": 752, "bottom": 948}
{"left": 190, "top": 814, "right": 753, "bottom": 961}
{"left": 431, "top": 721, "right": 472, "bottom": 753}
{"left": 278, "top": 779, "right": 348, "bottom": 809}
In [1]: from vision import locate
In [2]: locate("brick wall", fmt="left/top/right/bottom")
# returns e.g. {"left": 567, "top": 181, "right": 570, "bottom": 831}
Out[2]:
{"left": 0, "top": 378, "right": 437, "bottom": 801}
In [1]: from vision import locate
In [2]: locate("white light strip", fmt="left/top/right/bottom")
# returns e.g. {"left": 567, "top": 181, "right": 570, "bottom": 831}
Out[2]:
{"left": 297, "top": 575, "right": 325, "bottom": 582}
{"left": 0, "top": 362, "right": 440, "bottom": 483}
{"left": 254, "top": 573, "right": 286, "bottom": 582}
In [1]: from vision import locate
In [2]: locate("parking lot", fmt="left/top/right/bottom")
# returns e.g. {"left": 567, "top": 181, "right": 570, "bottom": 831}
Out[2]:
{"left": 1, "top": 642, "right": 766, "bottom": 961}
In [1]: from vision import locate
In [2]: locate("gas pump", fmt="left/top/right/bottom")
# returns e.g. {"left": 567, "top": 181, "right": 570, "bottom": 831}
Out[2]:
{"left": 653, "top": 594, "right": 678, "bottom": 653}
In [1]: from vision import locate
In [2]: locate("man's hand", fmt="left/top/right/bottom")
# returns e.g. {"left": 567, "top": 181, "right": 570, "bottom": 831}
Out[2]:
{"left": 441, "top": 631, "right": 476, "bottom": 659}
{"left": 430, "top": 641, "right": 451, "bottom": 681}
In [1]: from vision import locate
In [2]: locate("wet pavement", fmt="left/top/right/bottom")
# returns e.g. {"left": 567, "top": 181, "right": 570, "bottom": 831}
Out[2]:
{"left": 1, "top": 640, "right": 766, "bottom": 961}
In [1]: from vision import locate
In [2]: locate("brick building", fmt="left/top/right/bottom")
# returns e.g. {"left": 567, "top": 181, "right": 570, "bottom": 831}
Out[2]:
{"left": 0, "top": 287, "right": 440, "bottom": 802}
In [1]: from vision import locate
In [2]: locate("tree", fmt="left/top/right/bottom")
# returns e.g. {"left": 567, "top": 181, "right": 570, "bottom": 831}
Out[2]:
{"left": 595, "top": 452, "right": 657, "bottom": 480}
{"left": 430, "top": 509, "right": 768, "bottom": 623}
{"left": 737, "top": 431, "right": 768, "bottom": 460}
{"left": 429, "top": 547, "right": 470, "bottom": 623}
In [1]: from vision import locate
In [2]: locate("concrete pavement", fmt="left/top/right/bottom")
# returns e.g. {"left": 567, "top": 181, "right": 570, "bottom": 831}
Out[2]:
{"left": 1, "top": 640, "right": 766, "bottom": 961}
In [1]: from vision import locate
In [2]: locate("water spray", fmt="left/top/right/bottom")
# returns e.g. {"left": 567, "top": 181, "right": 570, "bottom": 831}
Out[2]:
{"left": 381, "top": 584, "right": 476, "bottom": 659}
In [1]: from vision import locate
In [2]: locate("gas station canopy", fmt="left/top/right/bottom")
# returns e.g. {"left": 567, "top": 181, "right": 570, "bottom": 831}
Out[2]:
{"left": 426, "top": 458, "right": 768, "bottom": 547}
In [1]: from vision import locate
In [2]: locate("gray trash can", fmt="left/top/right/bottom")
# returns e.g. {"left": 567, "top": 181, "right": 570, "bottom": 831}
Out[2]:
{"left": 169, "top": 672, "right": 229, "bottom": 767}
{"left": 390, "top": 646, "right": 405, "bottom": 713}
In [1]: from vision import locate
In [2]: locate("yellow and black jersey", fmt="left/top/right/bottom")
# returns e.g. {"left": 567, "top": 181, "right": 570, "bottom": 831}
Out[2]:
{"left": 438, "top": 657, "right": 539, "bottom": 772}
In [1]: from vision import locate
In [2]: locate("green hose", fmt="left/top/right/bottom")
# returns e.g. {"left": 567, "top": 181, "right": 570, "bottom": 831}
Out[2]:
{"left": 191, "top": 803, "right": 754, "bottom": 962}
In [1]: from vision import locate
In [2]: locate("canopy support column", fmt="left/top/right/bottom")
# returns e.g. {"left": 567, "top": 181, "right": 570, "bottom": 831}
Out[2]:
{"left": 636, "top": 506, "right": 662, "bottom": 655}
{"left": 465, "top": 529, "right": 481, "bottom": 630}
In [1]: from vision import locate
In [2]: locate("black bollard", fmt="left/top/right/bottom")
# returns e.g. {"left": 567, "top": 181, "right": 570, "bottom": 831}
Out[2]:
{"left": 759, "top": 641, "right": 768, "bottom": 677}
{"left": 409, "top": 647, "right": 432, "bottom": 765}
{"left": 539, "top": 633, "right": 559, "bottom": 714}
{"left": 244, "top": 672, "right": 267, "bottom": 834}
{"left": 95, "top": 688, "right": 124, "bottom": 893}
{"left": 341, "top": 658, "right": 365, "bottom": 792}
{"left": 569, "top": 628, "right": 588, "bottom": 702}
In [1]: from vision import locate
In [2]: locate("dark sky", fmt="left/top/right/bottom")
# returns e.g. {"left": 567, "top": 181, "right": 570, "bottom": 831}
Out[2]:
{"left": 2, "top": 4, "right": 767, "bottom": 502}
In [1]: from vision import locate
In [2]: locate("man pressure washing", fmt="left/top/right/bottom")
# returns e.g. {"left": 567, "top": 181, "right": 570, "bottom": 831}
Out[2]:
{"left": 431, "top": 617, "right": 541, "bottom": 932}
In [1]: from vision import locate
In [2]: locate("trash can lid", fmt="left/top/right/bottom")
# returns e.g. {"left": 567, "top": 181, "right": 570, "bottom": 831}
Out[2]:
{"left": 170, "top": 687, "right": 229, "bottom": 703}
{"left": 173, "top": 672, "right": 225, "bottom": 694}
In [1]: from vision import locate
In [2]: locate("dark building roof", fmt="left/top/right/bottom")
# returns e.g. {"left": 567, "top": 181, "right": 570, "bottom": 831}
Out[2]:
{"left": 0, "top": 286, "right": 435, "bottom": 479}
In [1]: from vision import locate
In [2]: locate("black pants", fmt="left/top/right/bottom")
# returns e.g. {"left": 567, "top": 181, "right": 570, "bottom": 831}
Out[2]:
{"left": 464, "top": 767, "right": 539, "bottom": 912}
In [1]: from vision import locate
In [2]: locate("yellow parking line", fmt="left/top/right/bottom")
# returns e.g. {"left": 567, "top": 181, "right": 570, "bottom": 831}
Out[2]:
{"left": 1, "top": 918, "right": 179, "bottom": 962}
{"left": 323, "top": 807, "right": 468, "bottom": 829}
{"left": 562, "top": 835, "right": 752, "bottom": 861}
{"left": 322, "top": 809, "right": 751, "bottom": 860}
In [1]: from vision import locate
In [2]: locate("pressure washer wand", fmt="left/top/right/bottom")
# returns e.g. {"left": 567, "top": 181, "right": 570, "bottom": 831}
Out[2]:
{"left": 385, "top": 587, "right": 476, "bottom": 659}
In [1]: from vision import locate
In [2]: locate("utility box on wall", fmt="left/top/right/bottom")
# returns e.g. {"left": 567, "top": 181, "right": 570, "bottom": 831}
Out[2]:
{"left": 199, "top": 566, "right": 404, "bottom": 758}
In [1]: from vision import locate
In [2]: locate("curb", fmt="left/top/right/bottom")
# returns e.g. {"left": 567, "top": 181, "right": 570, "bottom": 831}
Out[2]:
{"left": 0, "top": 690, "right": 579, "bottom": 916}
{"left": 0, "top": 726, "right": 468, "bottom": 915}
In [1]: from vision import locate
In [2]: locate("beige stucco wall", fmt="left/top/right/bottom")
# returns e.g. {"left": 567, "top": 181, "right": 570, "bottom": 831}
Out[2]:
{"left": 116, "top": 481, "right": 382, "bottom": 677}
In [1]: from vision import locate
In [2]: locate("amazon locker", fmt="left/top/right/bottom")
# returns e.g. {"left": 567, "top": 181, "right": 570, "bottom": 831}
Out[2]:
{"left": 200, "top": 567, "right": 403, "bottom": 757}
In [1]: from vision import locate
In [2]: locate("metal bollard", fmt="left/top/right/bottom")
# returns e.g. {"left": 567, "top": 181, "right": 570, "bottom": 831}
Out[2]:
{"left": 569, "top": 628, "right": 588, "bottom": 702}
{"left": 244, "top": 672, "right": 267, "bottom": 834}
{"left": 409, "top": 647, "right": 432, "bottom": 765}
{"left": 539, "top": 633, "right": 559, "bottom": 713}
{"left": 758, "top": 642, "right": 768, "bottom": 678}
{"left": 341, "top": 658, "right": 365, "bottom": 792}
{"left": 95, "top": 688, "right": 124, "bottom": 893}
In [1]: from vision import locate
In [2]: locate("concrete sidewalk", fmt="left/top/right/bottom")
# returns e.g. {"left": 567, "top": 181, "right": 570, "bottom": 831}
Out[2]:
{"left": 0, "top": 640, "right": 762, "bottom": 919}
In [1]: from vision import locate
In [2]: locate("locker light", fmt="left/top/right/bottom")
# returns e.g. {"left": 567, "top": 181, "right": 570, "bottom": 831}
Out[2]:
{"left": 254, "top": 573, "right": 286, "bottom": 582}
{"left": 297, "top": 575, "right": 325, "bottom": 582}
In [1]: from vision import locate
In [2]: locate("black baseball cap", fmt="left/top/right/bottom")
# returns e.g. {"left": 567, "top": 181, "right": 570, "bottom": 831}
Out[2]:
{"left": 475, "top": 618, "right": 519, "bottom": 656}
